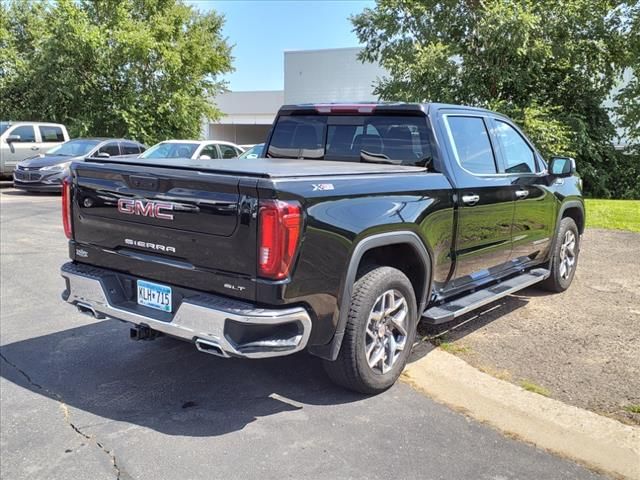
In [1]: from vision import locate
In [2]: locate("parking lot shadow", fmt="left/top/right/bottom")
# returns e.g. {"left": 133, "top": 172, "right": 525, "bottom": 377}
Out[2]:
{"left": 0, "top": 320, "right": 364, "bottom": 437}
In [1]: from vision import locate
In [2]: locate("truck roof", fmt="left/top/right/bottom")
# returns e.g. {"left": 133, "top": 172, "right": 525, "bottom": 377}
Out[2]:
{"left": 277, "top": 102, "right": 495, "bottom": 116}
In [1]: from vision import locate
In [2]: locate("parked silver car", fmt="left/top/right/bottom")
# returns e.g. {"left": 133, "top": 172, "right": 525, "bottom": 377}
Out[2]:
{"left": 140, "top": 140, "right": 244, "bottom": 160}
{"left": 13, "top": 138, "right": 145, "bottom": 192}
{"left": 0, "top": 121, "right": 70, "bottom": 176}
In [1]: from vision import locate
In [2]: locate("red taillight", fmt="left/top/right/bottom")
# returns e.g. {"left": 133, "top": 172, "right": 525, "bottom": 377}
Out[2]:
{"left": 62, "top": 177, "right": 72, "bottom": 239}
{"left": 258, "top": 200, "right": 302, "bottom": 280}
{"left": 314, "top": 104, "right": 376, "bottom": 114}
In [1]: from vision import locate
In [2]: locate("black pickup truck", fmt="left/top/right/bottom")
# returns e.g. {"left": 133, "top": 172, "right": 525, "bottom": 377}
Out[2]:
{"left": 60, "top": 103, "right": 584, "bottom": 393}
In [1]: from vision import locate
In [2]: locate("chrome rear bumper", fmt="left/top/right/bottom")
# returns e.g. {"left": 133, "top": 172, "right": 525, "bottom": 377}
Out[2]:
{"left": 61, "top": 262, "right": 312, "bottom": 359}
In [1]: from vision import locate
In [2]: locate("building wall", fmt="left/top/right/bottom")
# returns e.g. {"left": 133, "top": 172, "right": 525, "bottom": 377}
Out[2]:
{"left": 205, "top": 90, "right": 283, "bottom": 145}
{"left": 208, "top": 123, "right": 271, "bottom": 146}
{"left": 284, "top": 47, "right": 387, "bottom": 104}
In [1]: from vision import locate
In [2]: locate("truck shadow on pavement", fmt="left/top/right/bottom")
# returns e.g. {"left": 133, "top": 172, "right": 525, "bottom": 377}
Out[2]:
{"left": 0, "top": 320, "right": 365, "bottom": 437}
{"left": 411, "top": 293, "right": 532, "bottom": 361}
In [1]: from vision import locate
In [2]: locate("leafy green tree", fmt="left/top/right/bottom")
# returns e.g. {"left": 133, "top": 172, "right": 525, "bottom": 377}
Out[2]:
{"left": 614, "top": 2, "right": 639, "bottom": 147}
{"left": 0, "top": 0, "right": 232, "bottom": 145}
{"left": 352, "top": 0, "right": 637, "bottom": 198}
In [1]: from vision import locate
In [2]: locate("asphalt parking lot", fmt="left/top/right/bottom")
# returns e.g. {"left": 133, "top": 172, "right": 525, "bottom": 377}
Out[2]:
{"left": 0, "top": 189, "right": 606, "bottom": 480}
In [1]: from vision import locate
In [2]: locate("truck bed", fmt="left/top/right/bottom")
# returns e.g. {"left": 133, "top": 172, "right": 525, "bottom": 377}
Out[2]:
{"left": 86, "top": 156, "right": 427, "bottom": 178}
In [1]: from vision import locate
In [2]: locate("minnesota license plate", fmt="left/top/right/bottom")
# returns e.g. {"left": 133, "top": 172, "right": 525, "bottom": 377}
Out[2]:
{"left": 137, "top": 280, "right": 172, "bottom": 312}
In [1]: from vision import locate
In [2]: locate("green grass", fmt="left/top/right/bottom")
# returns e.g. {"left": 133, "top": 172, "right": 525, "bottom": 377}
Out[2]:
{"left": 519, "top": 379, "right": 551, "bottom": 397}
{"left": 585, "top": 199, "right": 640, "bottom": 232}
{"left": 623, "top": 404, "right": 640, "bottom": 414}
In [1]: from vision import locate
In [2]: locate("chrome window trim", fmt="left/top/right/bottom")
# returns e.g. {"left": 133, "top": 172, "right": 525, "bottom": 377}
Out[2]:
{"left": 442, "top": 113, "right": 545, "bottom": 179}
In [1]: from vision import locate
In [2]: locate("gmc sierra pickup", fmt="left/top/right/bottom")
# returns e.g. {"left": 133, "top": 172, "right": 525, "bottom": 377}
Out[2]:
{"left": 60, "top": 103, "right": 584, "bottom": 393}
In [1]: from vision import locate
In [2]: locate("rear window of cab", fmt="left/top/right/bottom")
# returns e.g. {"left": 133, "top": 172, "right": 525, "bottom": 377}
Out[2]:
{"left": 267, "top": 115, "right": 432, "bottom": 166}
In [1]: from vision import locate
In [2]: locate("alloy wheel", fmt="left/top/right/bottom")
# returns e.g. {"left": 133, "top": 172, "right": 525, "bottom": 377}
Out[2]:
{"left": 559, "top": 230, "right": 577, "bottom": 279}
{"left": 365, "top": 289, "right": 408, "bottom": 374}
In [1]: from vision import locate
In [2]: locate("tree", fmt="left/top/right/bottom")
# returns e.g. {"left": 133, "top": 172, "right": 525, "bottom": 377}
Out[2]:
{"left": 614, "top": 2, "right": 640, "bottom": 148}
{"left": 352, "top": 0, "right": 638, "bottom": 198}
{"left": 0, "top": 0, "right": 233, "bottom": 145}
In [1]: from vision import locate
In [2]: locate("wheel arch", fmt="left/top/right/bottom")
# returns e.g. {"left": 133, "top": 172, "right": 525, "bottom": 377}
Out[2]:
{"left": 310, "top": 231, "right": 432, "bottom": 361}
{"left": 560, "top": 202, "right": 585, "bottom": 234}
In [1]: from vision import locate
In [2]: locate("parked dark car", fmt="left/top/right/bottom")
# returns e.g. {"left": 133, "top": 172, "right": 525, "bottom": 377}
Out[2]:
{"left": 59, "top": 103, "right": 584, "bottom": 393}
{"left": 13, "top": 138, "right": 145, "bottom": 192}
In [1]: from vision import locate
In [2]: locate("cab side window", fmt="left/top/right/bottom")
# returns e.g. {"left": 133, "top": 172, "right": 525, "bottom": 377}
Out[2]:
{"left": 9, "top": 126, "right": 36, "bottom": 143}
{"left": 494, "top": 121, "right": 537, "bottom": 173}
{"left": 39, "top": 126, "right": 65, "bottom": 142}
{"left": 98, "top": 143, "right": 120, "bottom": 156}
{"left": 446, "top": 116, "right": 497, "bottom": 175}
{"left": 219, "top": 144, "right": 238, "bottom": 159}
{"left": 122, "top": 142, "right": 141, "bottom": 155}
{"left": 200, "top": 144, "right": 220, "bottom": 159}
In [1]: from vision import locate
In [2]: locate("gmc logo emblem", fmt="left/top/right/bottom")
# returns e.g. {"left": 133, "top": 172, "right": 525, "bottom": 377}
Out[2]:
{"left": 117, "top": 198, "right": 174, "bottom": 220}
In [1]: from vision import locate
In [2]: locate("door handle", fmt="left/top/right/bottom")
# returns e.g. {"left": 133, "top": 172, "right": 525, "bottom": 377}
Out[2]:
{"left": 30, "top": 146, "right": 39, "bottom": 151}
{"left": 515, "top": 190, "right": 529, "bottom": 199}
{"left": 461, "top": 194, "right": 480, "bottom": 206}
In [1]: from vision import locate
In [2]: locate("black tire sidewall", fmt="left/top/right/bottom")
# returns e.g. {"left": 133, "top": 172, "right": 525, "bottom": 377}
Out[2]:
{"left": 550, "top": 218, "right": 580, "bottom": 291}
{"left": 351, "top": 268, "right": 418, "bottom": 391}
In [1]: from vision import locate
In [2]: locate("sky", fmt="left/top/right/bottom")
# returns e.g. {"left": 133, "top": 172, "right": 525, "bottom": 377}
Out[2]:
{"left": 189, "top": 0, "right": 375, "bottom": 92}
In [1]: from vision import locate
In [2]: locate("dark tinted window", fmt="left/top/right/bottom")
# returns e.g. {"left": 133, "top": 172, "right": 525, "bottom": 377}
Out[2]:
{"left": 446, "top": 116, "right": 497, "bottom": 174}
{"left": 10, "top": 125, "right": 36, "bottom": 142}
{"left": 268, "top": 115, "right": 431, "bottom": 166}
{"left": 494, "top": 120, "right": 537, "bottom": 173}
{"left": 98, "top": 143, "right": 120, "bottom": 156}
{"left": 267, "top": 115, "right": 326, "bottom": 159}
{"left": 39, "top": 126, "right": 65, "bottom": 142}
{"left": 219, "top": 144, "right": 239, "bottom": 159}
{"left": 122, "top": 142, "right": 141, "bottom": 155}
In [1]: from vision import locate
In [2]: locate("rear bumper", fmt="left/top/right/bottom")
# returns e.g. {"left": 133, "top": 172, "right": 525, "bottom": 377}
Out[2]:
{"left": 60, "top": 262, "right": 312, "bottom": 359}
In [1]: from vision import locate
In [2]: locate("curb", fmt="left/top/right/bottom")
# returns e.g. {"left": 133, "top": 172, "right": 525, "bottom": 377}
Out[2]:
{"left": 402, "top": 347, "right": 640, "bottom": 480}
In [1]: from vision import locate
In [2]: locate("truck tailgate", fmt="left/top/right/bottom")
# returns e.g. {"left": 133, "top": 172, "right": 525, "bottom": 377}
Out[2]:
{"left": 70, "top": 162, "right": 258, "bottom": 300}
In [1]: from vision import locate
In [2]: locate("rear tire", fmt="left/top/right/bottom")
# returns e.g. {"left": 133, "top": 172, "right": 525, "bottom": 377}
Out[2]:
{"left": 323, "top": 266, "right": 418, "bottom": 394}
{"left": 540, "top": 217, "right": 580, "bottom": 293}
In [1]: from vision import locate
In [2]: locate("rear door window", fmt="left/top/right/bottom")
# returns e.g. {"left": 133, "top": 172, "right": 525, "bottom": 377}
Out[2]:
{"left": 445, "top": 116, "right": 497, "bottom": 175}
{"left": 122, "top": 142, "right": 141, "bottom": 155}
{"left": 39, "top": 126, "right": 65, "bottom": 142}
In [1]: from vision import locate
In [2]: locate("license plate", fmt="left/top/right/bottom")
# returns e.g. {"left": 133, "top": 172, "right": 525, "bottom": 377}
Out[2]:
{"left": 137, "top": 280, "right": 172, "bottom": 312}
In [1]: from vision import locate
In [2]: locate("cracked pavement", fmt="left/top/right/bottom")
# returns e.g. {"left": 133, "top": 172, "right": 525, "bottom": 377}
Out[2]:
{"left": 0, "top": 189, "right": 607, "bottom": 480}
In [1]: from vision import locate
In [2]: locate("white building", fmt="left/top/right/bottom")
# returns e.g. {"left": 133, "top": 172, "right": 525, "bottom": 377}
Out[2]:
{"left": 205, "top": 47, "right": 387, "bottom": 145}
{"left": 205, "top": 47, "right": 633, "bottom": 149}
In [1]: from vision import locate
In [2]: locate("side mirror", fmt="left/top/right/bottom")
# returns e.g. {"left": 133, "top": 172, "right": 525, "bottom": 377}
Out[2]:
{"left": 199, "top": 155, "right": 211, "bottom": 160}
{"left": 6, "top": 134, "right": 20, "bottom": 143}
{"left": 94, "top": 152, "right": 110, "bottom": 159}
{"left": 548, "top": 156, "right": 576, "bottom": 177}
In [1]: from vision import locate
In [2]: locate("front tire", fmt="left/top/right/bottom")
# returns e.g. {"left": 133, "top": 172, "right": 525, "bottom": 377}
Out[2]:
{"left": 540, "top": 217, "right": 580, "bottom": 292}
{"left": 323, "top": 266, "right": 418, "bottom": 394}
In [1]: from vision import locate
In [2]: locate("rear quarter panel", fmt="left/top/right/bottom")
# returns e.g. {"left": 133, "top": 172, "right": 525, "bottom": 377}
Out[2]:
{"left": 260, "top": 172, "right": 454, "bottom": 346}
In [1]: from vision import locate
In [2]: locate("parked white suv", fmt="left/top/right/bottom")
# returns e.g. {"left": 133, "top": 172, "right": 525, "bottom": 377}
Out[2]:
{"left": 0, "top": 122, "right": 70, "bottom": 176}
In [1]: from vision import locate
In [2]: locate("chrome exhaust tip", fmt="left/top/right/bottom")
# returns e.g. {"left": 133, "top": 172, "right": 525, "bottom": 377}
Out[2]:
{"left": 195, "top": 338, "right": 229, "bottom": 358}
{"left": 76, "top": 302, "right": 105, "bottom": 319}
